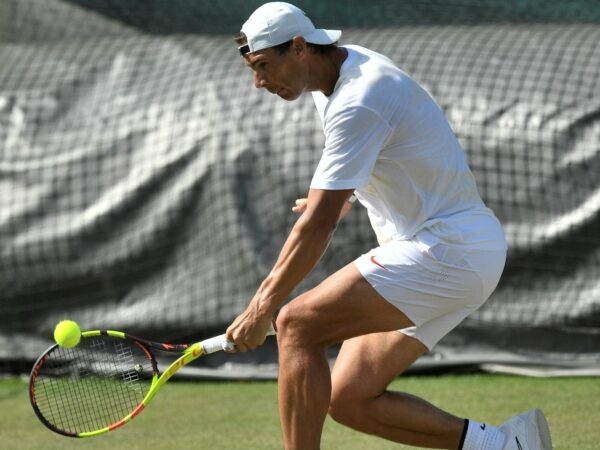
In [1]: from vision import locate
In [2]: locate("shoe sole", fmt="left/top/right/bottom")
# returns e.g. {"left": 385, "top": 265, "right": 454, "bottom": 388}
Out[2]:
{"left": 531, "top": 408, "right": 553, "bottom": 450}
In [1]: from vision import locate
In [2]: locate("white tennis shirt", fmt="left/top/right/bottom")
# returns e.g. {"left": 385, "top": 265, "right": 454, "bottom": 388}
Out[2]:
{"left": 311, "top": 45, "right": 507, "bottom": 250}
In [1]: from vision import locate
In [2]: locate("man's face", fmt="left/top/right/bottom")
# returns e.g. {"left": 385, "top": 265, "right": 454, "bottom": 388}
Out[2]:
{"left": 243, "top": 45, "right": 306, "bottom": 101}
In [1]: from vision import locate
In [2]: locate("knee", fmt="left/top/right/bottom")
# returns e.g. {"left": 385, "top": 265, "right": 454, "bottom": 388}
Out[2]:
{"left": 328, "top": 387, "right": 371, "bottom": 432}
{"left": 328, "top": 394, "right": 353, "bottom": 426}
{"left": 274, "top": 303, "right": 309, "bottom": 348}
{"left": 275, "top": 302, "right": 322, "bottom": 346}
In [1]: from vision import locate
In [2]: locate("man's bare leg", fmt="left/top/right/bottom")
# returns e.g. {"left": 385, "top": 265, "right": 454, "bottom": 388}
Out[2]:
{"left": 276, "top": 329, "right": 331, "bottom": 449}
{"left": 275, "top": 263, "right": 430, "bottom": 449}
{"left": 330, "top": 332, "right": 464, "bottom": 449}
{"left": 275, "top": 263, "right": 464, "bottom": 450}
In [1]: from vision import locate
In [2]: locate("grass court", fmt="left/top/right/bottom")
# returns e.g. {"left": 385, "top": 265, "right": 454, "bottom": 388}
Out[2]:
{"left": 3, "top": 374, "right": 598, "bottom": 449}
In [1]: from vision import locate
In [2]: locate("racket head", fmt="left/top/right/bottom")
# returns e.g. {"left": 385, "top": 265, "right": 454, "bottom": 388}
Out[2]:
{"left": 29, "top": 330, "right": 159, "bottom": 437}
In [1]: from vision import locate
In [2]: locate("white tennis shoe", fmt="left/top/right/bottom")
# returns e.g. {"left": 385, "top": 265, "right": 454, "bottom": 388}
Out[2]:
{"left": 500, "top": 408, "right": 552, "bottom": 449}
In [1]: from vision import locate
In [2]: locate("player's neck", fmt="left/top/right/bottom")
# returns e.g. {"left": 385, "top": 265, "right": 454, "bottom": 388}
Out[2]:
{"left": 314, "top": 47, "right": 347, "bottom": 97}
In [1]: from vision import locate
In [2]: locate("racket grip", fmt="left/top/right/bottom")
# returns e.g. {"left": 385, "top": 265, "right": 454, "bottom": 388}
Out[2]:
{"left": 201, "top": 334, "right": 231, "bottom": 354}
{"left": 202, "top": 322, "right": 277, "bottom": 354}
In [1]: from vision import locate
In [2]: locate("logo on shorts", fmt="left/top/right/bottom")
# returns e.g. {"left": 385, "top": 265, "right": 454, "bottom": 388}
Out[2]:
{"left": 369, "top": 255, "right": 387, "bottom": 270}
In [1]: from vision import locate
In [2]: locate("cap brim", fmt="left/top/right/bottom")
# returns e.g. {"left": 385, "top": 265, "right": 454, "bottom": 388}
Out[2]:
{"left": 303, "top": 29, "right": 342, "bottom": 45}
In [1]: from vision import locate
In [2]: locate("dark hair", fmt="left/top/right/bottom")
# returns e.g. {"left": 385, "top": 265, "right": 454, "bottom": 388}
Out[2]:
{"left": 306, "top": 43, "right": 338, "bottom": 55}
{"left": 271, "top": 40, "right": 293, "bottom": 54}
{"left": 233, "top": 32, "right": 247, "bottom": 46}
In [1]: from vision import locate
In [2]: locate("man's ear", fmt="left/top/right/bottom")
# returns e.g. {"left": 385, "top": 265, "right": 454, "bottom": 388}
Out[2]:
{"left": 291, "top": 36, "right": 307, "bottom": 56}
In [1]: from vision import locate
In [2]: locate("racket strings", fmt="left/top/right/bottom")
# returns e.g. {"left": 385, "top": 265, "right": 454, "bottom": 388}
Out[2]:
{"left": 31, "top": 336, "right": 154, "bottom": 435}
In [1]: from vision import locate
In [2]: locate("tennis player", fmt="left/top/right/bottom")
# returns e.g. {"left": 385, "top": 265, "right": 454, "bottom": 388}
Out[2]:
{"left": 226, "top": 3, "right": 552, "bottom": 449}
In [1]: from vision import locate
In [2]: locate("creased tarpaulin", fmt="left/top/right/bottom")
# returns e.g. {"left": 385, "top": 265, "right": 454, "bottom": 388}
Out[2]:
{"left": 0, "top": 1, "right": 598, "bottom": 377}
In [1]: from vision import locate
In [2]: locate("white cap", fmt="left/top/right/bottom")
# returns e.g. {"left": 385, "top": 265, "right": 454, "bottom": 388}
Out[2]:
{"left": 239, "top": 2, "right": 341, "bottom": 55}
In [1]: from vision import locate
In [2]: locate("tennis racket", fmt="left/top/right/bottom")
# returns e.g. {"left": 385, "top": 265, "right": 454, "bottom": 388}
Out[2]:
{"left": 29, "top": 325, "right": 276, "bottom": 437}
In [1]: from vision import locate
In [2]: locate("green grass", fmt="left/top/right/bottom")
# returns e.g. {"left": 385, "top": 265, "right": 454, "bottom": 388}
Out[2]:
{"left": 3, "top": 374, "right": 599, "bottom": 449}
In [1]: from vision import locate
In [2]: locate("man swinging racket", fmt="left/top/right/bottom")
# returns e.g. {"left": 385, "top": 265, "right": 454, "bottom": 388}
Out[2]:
{"left": 226, "top": 3, "right": 552, "bottom": 449}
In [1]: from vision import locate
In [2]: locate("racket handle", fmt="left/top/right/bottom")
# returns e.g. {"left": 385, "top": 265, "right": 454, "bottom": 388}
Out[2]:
{"left": 201, "top": 322, "right": 277, "bottom": 354}
{"left": 200, "top": 334, "right": 231, "bottom": 354}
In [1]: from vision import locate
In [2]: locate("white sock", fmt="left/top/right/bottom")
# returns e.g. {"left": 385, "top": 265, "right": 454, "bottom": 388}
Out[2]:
{"left": 460, "top": 419, "right": 505, "bottom": 450}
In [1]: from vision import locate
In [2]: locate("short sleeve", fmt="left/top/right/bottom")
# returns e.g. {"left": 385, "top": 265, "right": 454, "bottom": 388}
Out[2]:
{"left": 310, "top": 106, "right": 391, "bottom": 190}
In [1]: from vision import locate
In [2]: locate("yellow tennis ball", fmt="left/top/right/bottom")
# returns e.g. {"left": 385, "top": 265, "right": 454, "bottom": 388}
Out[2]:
{"left": 53, "top": 320, "right": 81, "bottom": 348}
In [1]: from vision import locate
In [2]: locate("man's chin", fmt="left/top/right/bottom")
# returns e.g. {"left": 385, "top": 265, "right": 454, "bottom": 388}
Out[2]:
{"left": 277, "top": 90, "right": 301, "bottom": 101}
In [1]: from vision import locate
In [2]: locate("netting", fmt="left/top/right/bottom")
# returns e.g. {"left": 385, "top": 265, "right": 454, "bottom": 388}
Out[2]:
{"left": 1, "top": 0, "right": 599, "bottom": 375}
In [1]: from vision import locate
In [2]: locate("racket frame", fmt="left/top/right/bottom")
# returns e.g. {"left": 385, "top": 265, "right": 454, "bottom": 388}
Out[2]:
{"left": 29, "top": 329, "right": 241, "bottom": 437}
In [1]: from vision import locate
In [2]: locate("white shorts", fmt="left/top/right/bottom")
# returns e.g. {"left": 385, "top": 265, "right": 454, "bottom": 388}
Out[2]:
{"left": 354, "top": 236, "right": 506, "bottom": 350}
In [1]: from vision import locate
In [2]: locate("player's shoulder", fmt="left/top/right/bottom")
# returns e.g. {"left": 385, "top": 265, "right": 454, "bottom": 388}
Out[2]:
{"left": 342, "top": 45, "right": 405, "bottom": 77}
{"left": 336, "top": 46, "right": 414, "bottom": 107}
